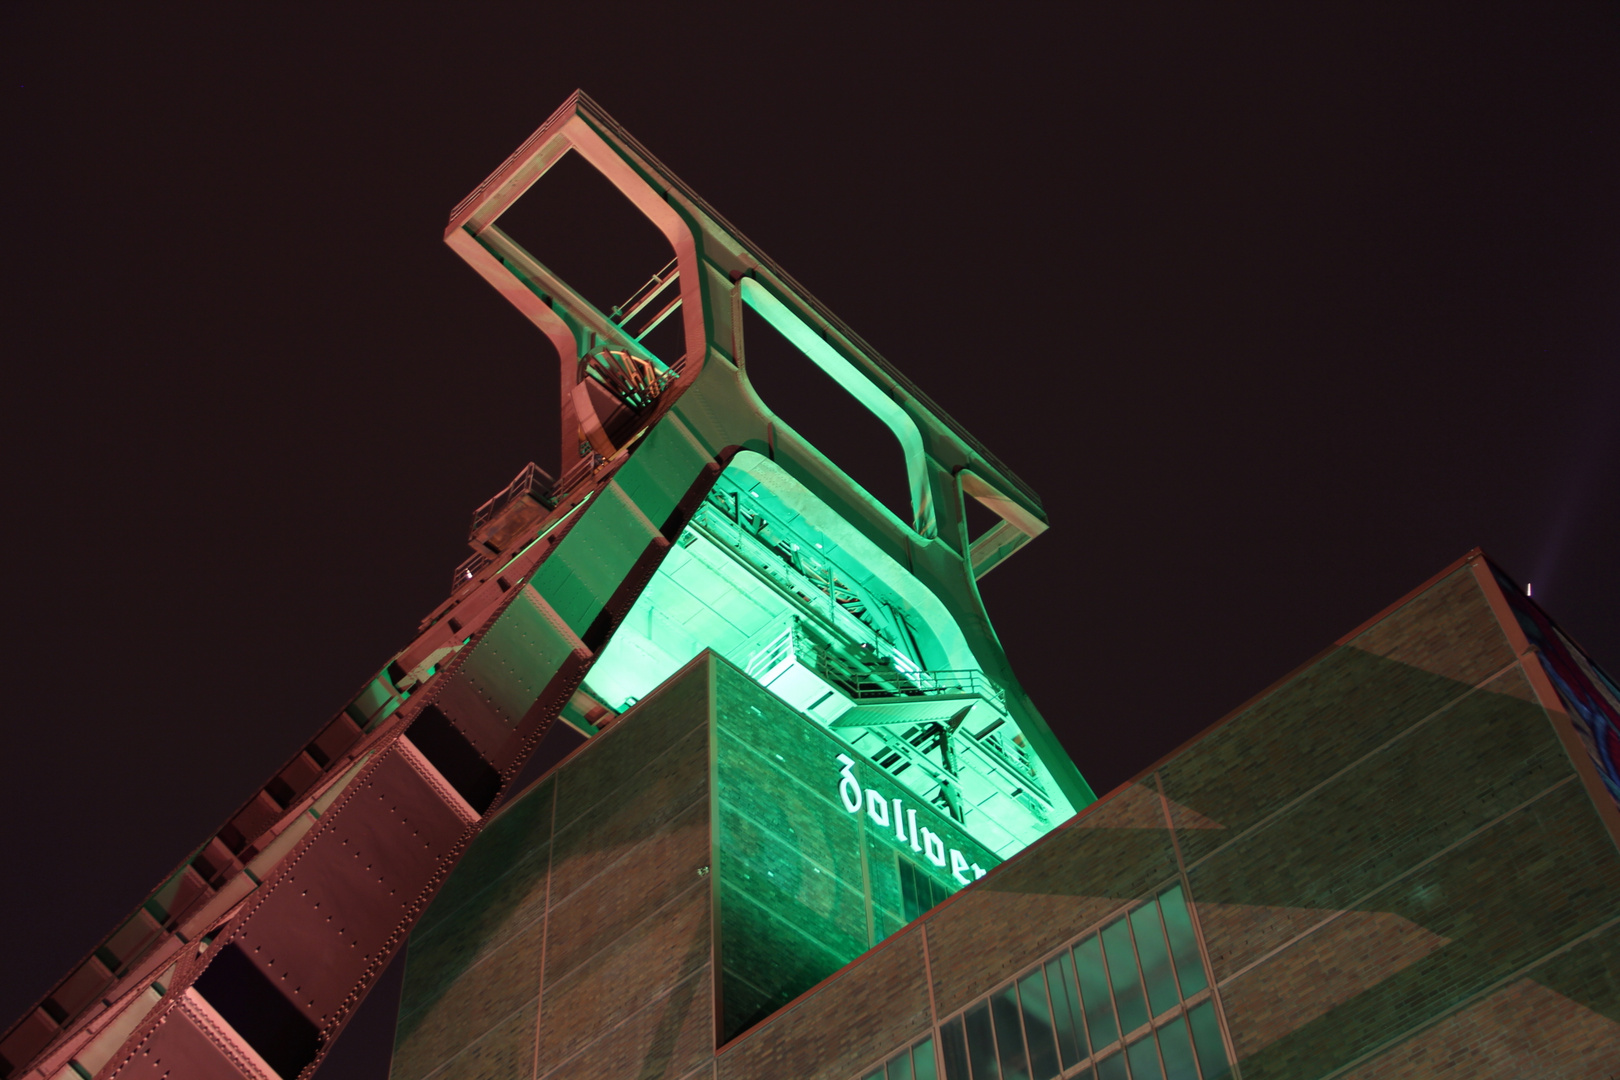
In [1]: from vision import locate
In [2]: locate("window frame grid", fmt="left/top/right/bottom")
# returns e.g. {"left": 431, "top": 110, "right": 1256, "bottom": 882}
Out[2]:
{"left": 927, "top": 884, "right": 1230, "bottom": 1080}
{"left": 899, "top": 852, "right": 953, "bottom": 925}
{"left": 1043, "top": 950, "right": 1089, "bottom": 1068}
{"left": 1153, "top": 885, "right": 1209, "bottom": 1001}
{"left": 980, "top": 991, "right": 1005, "bottom": 1079}
{"left": 1099, "top": 913, "right": 1148, "bottom": 1039}
{"left": 1030, "top": 950, "right": 1083, "bottom": 1074}
{"left": 990, "top": 982, "right": 1030, "bottom": 1079}
{"left": 1079, "top": 990, "right": 1214, "bottom": 1079}
{"left": 1013, "top": 966, "right": 1055, "bottom": 1079}
{"left": 1093, "top": 914, "right": 1129, "bottom": 1043}
{"left": 964, "top": 999, "right": 1000, "bottom": 1080}
{"left": 1129, "top": 894, "right": 1181, "bottom": 1019}
{"left": 1153, "top": 895, "right": 1181, "bottom": 1003}
{"left": 857, "top": 1034, "right": 940, "bottom": 1080}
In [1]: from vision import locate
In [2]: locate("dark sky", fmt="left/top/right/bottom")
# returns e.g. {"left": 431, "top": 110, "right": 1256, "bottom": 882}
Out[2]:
{"left": 4, "top": 5, "right": 1618, "bottom": 1075}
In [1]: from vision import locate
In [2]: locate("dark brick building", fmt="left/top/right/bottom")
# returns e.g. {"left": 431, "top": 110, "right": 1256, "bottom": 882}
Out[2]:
{"left": 385, "top": 550, "right": 1620, "bottom": 1080}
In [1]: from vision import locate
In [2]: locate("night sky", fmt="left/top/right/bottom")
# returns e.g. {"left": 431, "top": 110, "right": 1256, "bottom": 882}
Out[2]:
{"left": 4, "top": 6, "right": 1618, "bottom": 1076}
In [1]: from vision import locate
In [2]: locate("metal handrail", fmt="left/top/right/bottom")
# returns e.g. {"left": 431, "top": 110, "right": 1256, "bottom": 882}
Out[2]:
{"left": 747, "top": 620, "right": 1046, "bottom": 802}
{"left": 550, "top": 452, "right": 605, "bottom": 500}
{"left": 612, "top": 257, "right": 680, "bottom": 332}
{"left": 750, "top": 620, "right": 1004, "bottom": 707}
{"left": 837, "top": 667, "right": 1004, "bottom": 703}
{"left": 451, "top": 552, "right": 490, "bottom": 592}
{"left": 469, "top": 461, "right": 554, "bottom": 536}
{"left": 744, "top": 626, "right": 796, "bottom": 682}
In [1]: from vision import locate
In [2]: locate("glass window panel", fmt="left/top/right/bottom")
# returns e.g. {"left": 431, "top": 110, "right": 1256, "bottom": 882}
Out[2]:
{"left": 1187, "top": 1002, "right": 1231, "bottom": 1080}
{"left": 1126, "top": 1036, "right": 1164, "bottom": 1080}
{"left": 1074, "top": 936, "right": 1119, "bottom": 1049}
{"left": 912, "top": 1038, "right": 938, "bottom": 1080}
{"left": 1044, "top": 954, "right": 1086, "bottom": 1067}
{"left": 864, "top": 1073, "right": 882, "bottom": 1080}
{"left": 1155, "top": 1017, "right": 1198, "bottom": 1080}
{"left": 1102, "top": 918, "right": 1150, "bottom": 1036}
{"left": 1131, "top": 901, "right": 1179, "bottom": 1016}
{"left": 1071, "top": 1070, "right": 1093, "bottom": 1080}
{"left": 1158, "top": 887, "right": 1208, "bottom": 998}
{"left": 940, "top": 1017, "right": 971, "bottom": 1080}
{"left": 900, "top": 859, "right": 919, "bottom": 922}
{"left": 1016, "top": 971, "right": 1060, "bottom": 1080}
{"left": 888, "top": 1048, "right": 915, "bottom": 1080}
{"left": 1094, "top": 1051, "right": 1130, "bottom": 1080}
{"left": 991, "top": 985, "right": 1031, "bottom": 1080}
{"left": 965, "top": 1002, "right": 1001, "bottom": 1080}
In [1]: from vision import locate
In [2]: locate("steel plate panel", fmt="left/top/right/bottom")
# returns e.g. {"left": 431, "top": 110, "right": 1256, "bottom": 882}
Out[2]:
{"left": 455, "top": 587, "right": 577, "bottom": 726}
{"left": 223, "top": 745, "right": 469, "bottom": 1029}
{"left": 424, "top": 675, "right": 513, "bottom": 763}
{"left": 611, "top": 421, "right": 714, "bottom": 533}
{"left": 111, "top": 1004, "right": 261, "bottom": 1080}
{"left": 530, "top": 493, "right": 650, "bottom": 634}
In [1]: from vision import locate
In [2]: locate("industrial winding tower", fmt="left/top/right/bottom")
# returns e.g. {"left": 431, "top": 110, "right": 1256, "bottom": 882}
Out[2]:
{"left": 13, "top": 91, "right": 1620, "bottom": 1080}
{"left": 1, "top": 93, "right": 1096, "bottom": 1079}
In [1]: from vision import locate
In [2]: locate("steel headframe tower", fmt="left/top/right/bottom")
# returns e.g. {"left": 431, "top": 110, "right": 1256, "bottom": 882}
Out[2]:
{"left": 0, "top": 92, "right": 1092, "bottom": 1080}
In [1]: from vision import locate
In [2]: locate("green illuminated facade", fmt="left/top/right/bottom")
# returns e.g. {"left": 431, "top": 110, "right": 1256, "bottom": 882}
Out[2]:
{"left": 393, "top": 649, "right": 1003, "bottom": 1074}
{"left": 584, "top": 456, "right": 1072, "bottom": 858}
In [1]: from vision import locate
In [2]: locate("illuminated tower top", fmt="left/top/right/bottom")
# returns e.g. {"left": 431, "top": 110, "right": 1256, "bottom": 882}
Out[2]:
{"left": 443, "top": 91, "right": 1094, "bottom": 853}
{"left": 0, "top": 91, "right": 1094, "bottom": 1080}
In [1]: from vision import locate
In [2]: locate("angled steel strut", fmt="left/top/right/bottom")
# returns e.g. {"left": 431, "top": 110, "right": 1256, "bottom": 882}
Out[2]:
{"left": 0, "top": 91, "right": 1077, "bottom": 1080}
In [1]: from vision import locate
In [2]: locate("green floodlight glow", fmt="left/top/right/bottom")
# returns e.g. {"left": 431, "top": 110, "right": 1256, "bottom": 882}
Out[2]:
{"left": 739, "top": 278, "right": 935, "bottom": 538}
{"left": 584, "top": 454, "right": 1071, "bottom": 857}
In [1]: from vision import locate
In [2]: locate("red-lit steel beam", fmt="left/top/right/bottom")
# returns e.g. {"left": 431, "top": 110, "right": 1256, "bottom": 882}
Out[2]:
{"left": 1, "top": 90, "right": 1067, "bottom": 1080}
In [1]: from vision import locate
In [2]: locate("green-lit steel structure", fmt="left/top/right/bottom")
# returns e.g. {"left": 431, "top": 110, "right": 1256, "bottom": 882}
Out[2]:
{"left": 0, "top": 92, "right": 1091, "bottom": 1080}
{"left": 436, "top": 91, "right": 1093, "bottom": 852}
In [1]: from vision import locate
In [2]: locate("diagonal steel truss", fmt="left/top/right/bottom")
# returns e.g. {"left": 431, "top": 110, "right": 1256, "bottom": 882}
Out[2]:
{"left": 0, "top": 91, "right": 1082, "bottom": 1080}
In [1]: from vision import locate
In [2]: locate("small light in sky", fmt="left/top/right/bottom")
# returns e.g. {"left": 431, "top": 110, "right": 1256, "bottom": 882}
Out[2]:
{"left": 1527, "top": 583, "right": 1533, "bottom": 596}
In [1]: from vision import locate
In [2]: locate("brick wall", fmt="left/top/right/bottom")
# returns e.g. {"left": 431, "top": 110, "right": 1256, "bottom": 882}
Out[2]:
{"left": 391, "top": 655, "right": 714, "bottom": 1080}
{"left": 711, "top": 659, "right": 996, "bottom": 1041}
{"left": 390, "top": 651, "right": 998, "bottom": 1077}
{"left": 389, "top": 556, "right": 1620, "bottom": 1080}
{"left": 716, "top": 558, "right": 1620, "bottom": 1079}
